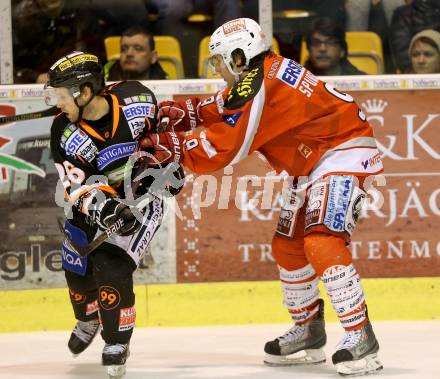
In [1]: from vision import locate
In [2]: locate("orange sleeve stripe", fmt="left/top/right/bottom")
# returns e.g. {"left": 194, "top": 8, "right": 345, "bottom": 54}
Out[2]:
{"left": 68, "top": 184, "right": 116, "bottom": 203}
{"left": 109, "top": 93, "right": 120, "bottom": 138}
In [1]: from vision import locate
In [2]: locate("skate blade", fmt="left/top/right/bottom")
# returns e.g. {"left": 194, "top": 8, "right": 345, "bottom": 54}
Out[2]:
{"left": 107, "top": 364, "right": 126, "bottom": 378}
{"left": 336, "top": 353, "right": 383, "bottom": 377}
{"left": 264, "top": 348, "right": 326, "bottom": 366}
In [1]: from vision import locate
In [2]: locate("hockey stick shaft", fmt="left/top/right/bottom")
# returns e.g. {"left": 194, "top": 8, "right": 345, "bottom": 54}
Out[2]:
{"left": 0, "top": 107, "right": 58, "bottom": 125}
{"left": 59, "top": 159, "right": 149, "bottom": 257}
{"left": 58, "top": 217, "right": 126, "bottom": 257}
{"left": 59, "top": 117, "right": 171, "bottom": 256}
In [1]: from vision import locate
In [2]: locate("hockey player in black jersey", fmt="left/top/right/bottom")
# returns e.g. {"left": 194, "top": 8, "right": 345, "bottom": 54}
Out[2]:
{"left": 45, "top": 51, "right": 182, "bottom": 378}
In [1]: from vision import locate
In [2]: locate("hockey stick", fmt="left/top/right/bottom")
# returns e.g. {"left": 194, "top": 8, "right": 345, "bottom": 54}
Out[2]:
{"left": 58, "top": 217, "right": 125, "bottom": 257}
{"left": 58, "top": 117, "right": 172, "bottom": 256}
{"left": 0, "top": 107, "right": 58, "bottom": 125}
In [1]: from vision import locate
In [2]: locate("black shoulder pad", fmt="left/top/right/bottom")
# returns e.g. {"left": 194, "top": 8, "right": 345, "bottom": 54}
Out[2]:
{"left": 225, "top": 67, "right": 264, "bottom": 110}
{"left": 108, "top": 81, "right": 157, "bottom": 106}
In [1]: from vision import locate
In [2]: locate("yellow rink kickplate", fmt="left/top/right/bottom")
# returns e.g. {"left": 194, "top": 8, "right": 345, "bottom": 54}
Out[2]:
{"left": 0, "top": 278, "right": 439, "bottom": 332}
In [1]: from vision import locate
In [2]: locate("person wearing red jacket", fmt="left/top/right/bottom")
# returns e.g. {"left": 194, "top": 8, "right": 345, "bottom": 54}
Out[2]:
{"left": 140, "top": 18, "right": 383, "bottom": 377}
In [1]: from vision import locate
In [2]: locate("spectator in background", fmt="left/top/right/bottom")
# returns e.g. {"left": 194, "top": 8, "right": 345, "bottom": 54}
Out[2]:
{"left": 346, "top": 0, "right": 405, "bottom": 30}
{"left": 11, "top": 0, "right": 154, "bottom": 83}
{"left": 408, "top": 29, "right": 440, "bottom": 73}
{"left": 12, "top": 0, "right": 105, "bottom": 83}
{"left": 104, "top": 26, "right": 168, "bottom": 81}
{"left": 389, "top": 0, "right": 440, "bottom": 72}
{"left": 346, "top": 0, "right": 405, "bottom": 73}
{"left": 90, "top": 0, "right": 150, "bottom": 36}
{"left": 145, "top": 0, "right": 242, "bottom": 78}
{"left": 304, "top": 18, "right": 366, "bottom": 76}
{"left": 148, "top": 0, "right": 241, "bottom": 34}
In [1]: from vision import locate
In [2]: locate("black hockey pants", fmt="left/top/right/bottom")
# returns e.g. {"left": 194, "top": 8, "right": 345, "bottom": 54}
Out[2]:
{"left": 65, "top": 243, "right": 137, "bottom": 344}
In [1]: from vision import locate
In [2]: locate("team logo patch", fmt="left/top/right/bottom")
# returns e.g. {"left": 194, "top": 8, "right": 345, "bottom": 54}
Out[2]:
{"left": 96, "top": 142, "right": 137, "bottom": 170}
{"left": 99, "top": 286, "right": 121, "bottom": 310}
{"left": 298, "top": 143, "right": 313, "bottom": 159}
{"left": 276, "top": 59, "right": 305, "bottom": 89}
{"left": 122, "top": 102, "right": 155, "bottom": 121}
{"left": 119, "top": 306, "right": 136, "bottom": 331}
{"left": 222, "top": 111, "right": 242, "bottom": 127}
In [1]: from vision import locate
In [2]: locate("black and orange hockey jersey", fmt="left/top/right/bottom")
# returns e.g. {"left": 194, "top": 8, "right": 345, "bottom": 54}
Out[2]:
{"left": 50, "top": 81, "right": 158, "bottom": 228}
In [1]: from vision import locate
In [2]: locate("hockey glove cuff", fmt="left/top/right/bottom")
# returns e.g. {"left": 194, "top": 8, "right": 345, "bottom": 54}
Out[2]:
{"left": 138, "top": 131, "right": 185, "bottom": 166}
{"left": 158, "top": 98, "right": 201, "bottom": 132}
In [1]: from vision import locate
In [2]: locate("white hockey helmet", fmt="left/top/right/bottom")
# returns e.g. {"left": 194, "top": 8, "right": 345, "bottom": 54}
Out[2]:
{"left": 209, "top": 18, "right": 267, "bottom": 78}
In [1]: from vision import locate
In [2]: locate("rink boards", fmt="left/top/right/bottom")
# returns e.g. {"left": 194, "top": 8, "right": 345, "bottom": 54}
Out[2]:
{"left": 0, "top": 76, "right": 439, "bottom": 331}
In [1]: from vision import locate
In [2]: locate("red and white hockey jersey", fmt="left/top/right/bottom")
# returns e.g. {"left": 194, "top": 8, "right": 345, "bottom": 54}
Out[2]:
{"left": 183, "top": 53, "right": 383, "bottom": 180}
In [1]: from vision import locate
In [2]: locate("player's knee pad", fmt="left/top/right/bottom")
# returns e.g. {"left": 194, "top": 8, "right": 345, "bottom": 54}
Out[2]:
{"left": 303, "top": 233, "right": 352, "bottom": 276}
{"left": 279, "top": 264, "right": 321, "bottom": 323}
{"left": 272, "top": 233, "right": 308, "bottom": 270}
{"left": 321, "top": 263, "right": 367, "bottom": 329}
{"left": 304, "top": 175, "right": 366, "bottom": 241}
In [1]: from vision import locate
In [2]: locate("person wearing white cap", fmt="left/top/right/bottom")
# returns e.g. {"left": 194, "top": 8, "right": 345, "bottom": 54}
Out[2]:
{"left": 408, "top": 29, "right": 440, "bottom": 73}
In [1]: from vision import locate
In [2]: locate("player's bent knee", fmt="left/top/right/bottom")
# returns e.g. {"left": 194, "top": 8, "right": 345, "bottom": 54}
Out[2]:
{"left": 304, "top": 233, "right": 352, "bottom": 277}
{"left": 272, "top": 233, "right": 308, "bottom": 271}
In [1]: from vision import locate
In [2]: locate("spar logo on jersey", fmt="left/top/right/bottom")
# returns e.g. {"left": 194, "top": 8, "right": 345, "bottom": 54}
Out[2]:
{"left": 122, "top": 102, "right": 155, "bottom": 121}
{"left": 222, "top": 111, "right": 242, "bottom": 127}
{"left": 324, "top": 176, "right": 353, "bottom": 232}
{"left": 96, "top": 142, "right": 137, "bottom": 170}
{"left": 276, "top": 59, "right": 305, "bottom": 89}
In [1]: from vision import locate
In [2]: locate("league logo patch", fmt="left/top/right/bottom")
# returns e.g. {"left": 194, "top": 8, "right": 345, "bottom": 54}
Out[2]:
{"left": 222, "top": 111, "right": 242, "bottom": 127}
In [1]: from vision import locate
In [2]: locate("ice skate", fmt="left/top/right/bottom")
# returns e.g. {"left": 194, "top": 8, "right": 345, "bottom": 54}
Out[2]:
{"left": 264, "top": 299, "right": 327, "bottom": 366}
{"left": 332, "top": 321, "right": 383, "bottom": 377}
{"left": 68, "top": 319, "right": 100, "bottom": 357}
{"left": 102, "top": 343, "right": 130, "bottom": 379}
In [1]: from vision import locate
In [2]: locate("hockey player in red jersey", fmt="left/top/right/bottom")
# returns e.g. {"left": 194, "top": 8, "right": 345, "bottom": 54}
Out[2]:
{"left": 140, "top": 18, "right": 384, "bottom": 377}
{"left": 46, "top": 51, "right": 182, "bottom": 378}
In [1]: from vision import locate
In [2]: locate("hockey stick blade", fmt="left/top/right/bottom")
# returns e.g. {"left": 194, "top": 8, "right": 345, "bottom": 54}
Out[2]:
{"left": 0, "top": 107, "right": 58, "bottom": 125}
{"left": 61, "top": 218, "right": 125, "bottom": 257}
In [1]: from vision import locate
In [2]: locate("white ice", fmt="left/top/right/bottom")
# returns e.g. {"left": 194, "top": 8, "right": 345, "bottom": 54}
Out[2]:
{"left": 0, "top": 321, "right": 439, "bottom": 379}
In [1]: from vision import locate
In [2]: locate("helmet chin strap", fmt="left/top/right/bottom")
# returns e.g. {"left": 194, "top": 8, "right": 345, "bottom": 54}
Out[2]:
{"left": 73, "top": 90, "right": 95, "bottom": 123}
{"left": 226, "top": 62, "right": 244, "bottom": 83}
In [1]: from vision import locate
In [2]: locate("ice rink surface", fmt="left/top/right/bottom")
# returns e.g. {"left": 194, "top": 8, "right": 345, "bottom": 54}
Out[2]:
{"left": 0, "top": 321, "right": 439, "bottom": 379}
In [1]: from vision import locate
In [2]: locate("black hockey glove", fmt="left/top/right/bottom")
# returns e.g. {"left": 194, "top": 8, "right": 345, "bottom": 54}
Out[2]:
{"left": 97, "top": 198, "right": 141, "bottom": 237}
